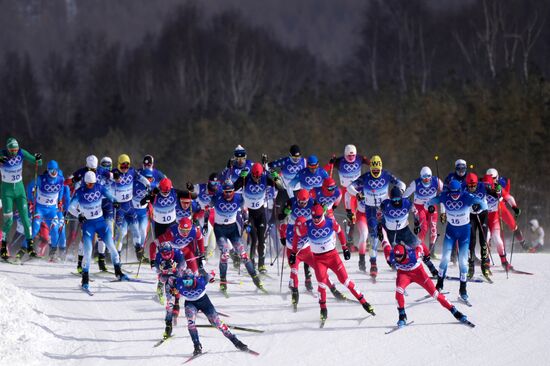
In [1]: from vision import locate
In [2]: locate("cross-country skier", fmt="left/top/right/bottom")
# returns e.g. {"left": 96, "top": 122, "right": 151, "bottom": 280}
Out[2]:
{"left": 221, "top": 145, "right": 253, "bottom": 183}
{"left": 68, "top": 171, "right": 128, "bottom": 290}
{"left": 171, "top": 269, "right": 250, "bottom": 356}
{"left": 327, "top": 145, "right": 369, "bottom": 249}
{"left": 139, "top": 154, "right": 166, "bottom": 185}
{"left": 444, "top": 159, "right": 468, "bottom": 189}
{"left": 26, "top": 160, "right": 65, "bottom": 259}
{"left": 212, "top": 180, "right": 265, "bottom": 294}
{"left": 288, "top": 155, "right": 329, "bottom": 192}
{"left": 234, "top": 162, "right": 283, "bottom": 273}
{"left": 193, "top": 173, "right": 220, "bottom": 256}
{"left": 292, "top": 203, "right": 375, "bottom": 324}
{"left": 348, "top": 155, "right": 401, "bottom": 278}
{"left": 132, "top": 168, "right": 154, "bottom": 262}
{"left": 403, "top": 166, "right": 443, "bottom": 256}
{"left": 267, "top": 144, "right": 306, "bottom": 198}
{"left": 379, "top": 186, "right": 439, "bottom": 277}
{"left": 427, "top": 179, "right": 487, "bottom": 303}
{"left": 384, "top": 243, "right": 470, "bottom": 327}
{"left": 309, "top": 177, "right": 342, "bottom": 220}
{"left": 0, "top": 137, "right": 42, "bottom": 259}
{"left": 155, "top": 242, "right": 186, "bottom": 330}
{"left": 464, "top": 173, "right": 491, "bottom": 279}
{"left": 524, "top": 219, "right": 544, "bottom": 253}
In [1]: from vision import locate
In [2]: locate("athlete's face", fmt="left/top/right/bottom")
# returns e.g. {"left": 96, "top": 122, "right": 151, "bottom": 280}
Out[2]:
{"left": 290, "top": 155, "right": 301, "bottom": 164}
{"left": 86, "top": 183, "right": 95, "bottom": 189}
{"left": 450, "top": 192, "right": 461, "bottom": 200}
{"left": 119, "top": 162, "right": 130, "bottom": 173}
{"left": 345, "top": 153, "right": 356, "bottom": 163}
{"left": 312, "top": 214, "right": 323, "bottom": 225}
{"left": 467, "top": 183, "right": 477, "bottom": 193}
{"left": 180, "top": 199, "right": 191, "bottom": 209}
{"left": 7, "top": 148, "right": 18, "bottom": 156}
{"left": 235, "top": 157, "right": 246, "bottom": 167}
{"left": 307, "top": 164, "right": 318, "bottom": 174}
{"left": 178, "top": 225, "right": 191, "bottom": 237}
{"left": 456, "top": 165, "right": 466, "bottom": 177}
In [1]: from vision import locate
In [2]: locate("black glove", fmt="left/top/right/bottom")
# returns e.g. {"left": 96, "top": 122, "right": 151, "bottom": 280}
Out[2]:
{"left": 261, "top": 154, "right": 268, "bottom": 165}
{"left": 186, "top": 182, "right": 194, "bottom": 191}
{"left": 346, "top": 209, "right": 355, "bottom": 222}
{"left": 140, "top": 196, "right": 151, "bottom": 205}
{"left": 78, "top": 214, "right": 86, "bottom": 223}
{"left": 112, "top": 201, "right": 120, "bottom": 209}
{"left": 113, "top": 171, "right": 120, "bottom": 180}
{"left": 513, "top": 206, "right": 521, "bottom": 216}
{"left": 197, "top": 255, "right": 204, "bottom": 269}
{"left": 377, "top": 224, "right": 384, "bottom": 241}
{"left": 152, "top": 187, "right": 160, "bottom": 195}
{"left": 0, "top": 156, "right": 7, "bottom": 164}
{"left": 472, "top": 203, "right": 480, "bottom": 211}
{"left": 202, "top": 223, "right": 209, "bottom": 234}
{"left": 414, "top": 225, "right": 421, "bottom": 235}
{"left": 34, "top": 153, "right": 42, "bottom": 161}
{"left": 289, "top": 252, "right": 296, "bottom": 265}
{"left": 329, "top": 156, "right": 336, "bottom": 164}
{"left": 356, "top": 192, "right": 365, "bottom": 201}
{"left": 440, "top": 213, "right": 447, "bottom": 225}
{"left": 280, "top": 238, "right": 286, "bottom": 247}
{"left": 343, "top": 247, "right": 351, "bottom": 260}
{"left": 428, "top": 205, "right": 435, "bottom": 214}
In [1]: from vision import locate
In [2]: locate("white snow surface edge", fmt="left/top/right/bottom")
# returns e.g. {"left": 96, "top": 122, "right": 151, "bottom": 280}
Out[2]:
{"left": 0, "top": 253, "right": 549, "bottom": 366}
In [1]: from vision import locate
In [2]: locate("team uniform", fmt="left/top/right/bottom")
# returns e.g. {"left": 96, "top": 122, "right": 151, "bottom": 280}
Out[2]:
{"left": 268, "top": 154, "right": 306, "bottom": 197}
{"left": 427, "top": 181, "right": 487, "bottom": 301}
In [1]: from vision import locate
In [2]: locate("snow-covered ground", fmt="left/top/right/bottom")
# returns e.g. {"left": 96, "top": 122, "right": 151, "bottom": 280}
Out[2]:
{"left": 0, "top": 252, "right": 548, "bottom": 366}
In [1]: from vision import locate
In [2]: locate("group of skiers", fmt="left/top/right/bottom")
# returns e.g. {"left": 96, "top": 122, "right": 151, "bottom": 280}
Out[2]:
{"left": 0, "top": 137, "right": 542, "bottom": 356}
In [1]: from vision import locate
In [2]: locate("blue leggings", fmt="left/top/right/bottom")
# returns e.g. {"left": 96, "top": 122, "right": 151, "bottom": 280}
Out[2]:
{"left": 82, "top": 218, "right": 120, "bottom": 272}
{"left": 439, "top": 223, "right": 470, "bottom": 281}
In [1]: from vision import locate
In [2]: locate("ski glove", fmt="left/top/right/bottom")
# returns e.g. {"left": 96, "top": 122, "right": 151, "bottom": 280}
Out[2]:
{"left": 78, "top": 214, "right": 87, "bottom": 223}
{"left": 186, "top": 182, "right": 194, "bottom": 191}
{"left": 440, "top": 213, "right": 447, "bottom": 224}
{"left": 113, "top": 171, "right": 121, "bottom": 180}
{"left": 346, "top": 209, "right": 355, "bottom": 223}
{"left": 377, "top": 224, "right": 384, "bottom": 241}
{"left": 0, "top": 156, "right": 7, "bottom": 164}
{"left": 240, "top": 169, "right": 249, "bottom": 178}
{"left": 261, "top": 154, "right": 268, "bottom": 165}
{"left": 413, "top": 225, "right": 421, "bottom": 235}
{"left": 289, "top": 252, "right": 297, "bottom": 265}
{"left": 472, "top": 204, "right": 480, "bottom": 212}
{"left": 342, "top": 247, "right": 351, "bottom": 260}
{"left": 112, "top": 202, "right": 120, "bottom": 209}
{"left": 34, "top": 153, "right": 42, "bottom": 161}
{"left": 270, "top": 171, "right": 279, "bottom": 180}
{"left": 428, "top": 205, "right": 435, "bottom": 213}
{"left": 356, "top": 192, "right": 365, "bottom": 201}
{"left": 513, "top": 206, "right": 521, "bottom": 216}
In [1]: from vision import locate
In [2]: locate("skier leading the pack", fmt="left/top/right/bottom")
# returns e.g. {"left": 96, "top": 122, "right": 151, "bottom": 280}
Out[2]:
{"left": 0, "top": 137, "right": 42, "bottom": 259}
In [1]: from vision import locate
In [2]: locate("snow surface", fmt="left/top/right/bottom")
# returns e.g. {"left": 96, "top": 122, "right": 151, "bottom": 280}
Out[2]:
{"left": 0, "top": 253, "right": 549, "bottom": 366}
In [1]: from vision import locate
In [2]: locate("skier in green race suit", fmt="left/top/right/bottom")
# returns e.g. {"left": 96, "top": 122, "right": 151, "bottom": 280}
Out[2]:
{"left": 0, "top": 137, "right": 42, "bottom": 259}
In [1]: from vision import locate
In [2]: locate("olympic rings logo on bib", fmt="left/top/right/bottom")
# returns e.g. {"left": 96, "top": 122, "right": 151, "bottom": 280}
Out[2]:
{"left": 311, "top": 227, "right": 331, "bottom": 238}
{"left": 135, "top": 188, "right": 147, "bottom": 198}
{"left": 83, "top": 191, "right": 102, "bottom": 202}
{"left": 43, "top": 183, "right": 60, "bottom": 193}
{"left": 304, "top": 176, "right": 322, "bottom": 186}
{"left": 446, "top": 200, "right": 464, "bottom": 210}
{"left": 368, "top": 178, "right": 386, "bottom": 189}
{"left": 293, "top": 208, "right": 311, "bottom": 217}
{"left": 219, "top": 202, "right": 238, "bottom": 211}
{"left": 342, "top": 162, "right": 360, "bottom": 173}
{"left": 287, "top": 164, "right": 302, "bottom": 174}
{"left": 158, "top": 196, "right": 175, "bottom": 206}
{"left": 118, "top": 174, "right": 133, "bottom": 185}
{"left": 248, "top": 184, "right": 265, "bottom": 194}
{"left": 388, "top": 208, "right": 408, "bottom": 217}
{"left": 7, "top": 155, "right": 22, "bottom": 166}
{"left": 418, "top": 187, "right": 436, "bottom": 196}
{"left": 318, "top": 196, "right": 334, "bottom": 205}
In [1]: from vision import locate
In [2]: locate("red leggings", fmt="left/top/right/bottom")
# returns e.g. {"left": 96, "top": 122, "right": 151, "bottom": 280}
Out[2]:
{"left": 415, "top": 203, "right": 438, "bottom": 246}
{"left": 396, "top": 266, "right": 452, "bottom": 310}
{"left": 287, "top": 246, "right": 334, "bottom": 289}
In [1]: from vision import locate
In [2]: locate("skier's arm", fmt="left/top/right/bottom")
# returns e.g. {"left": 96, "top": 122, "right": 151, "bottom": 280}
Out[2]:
{"left": 403, "top": 181, "right": 415, "bottom": 199}
{"left": 21, "top": 148, "right": 42, "bottom": 166}
{"left": 332, "top": 220, "right": 347, "bottom": 246}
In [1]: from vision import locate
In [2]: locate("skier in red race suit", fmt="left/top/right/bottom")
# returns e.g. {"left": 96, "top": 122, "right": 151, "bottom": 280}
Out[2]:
{"left": 383, "top": 242, "right": 469, "bottom": 327}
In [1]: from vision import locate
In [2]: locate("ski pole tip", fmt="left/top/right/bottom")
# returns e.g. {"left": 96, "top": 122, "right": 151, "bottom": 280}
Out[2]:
{"left": 434, "top": 155, "right": 439, "bottom": 160}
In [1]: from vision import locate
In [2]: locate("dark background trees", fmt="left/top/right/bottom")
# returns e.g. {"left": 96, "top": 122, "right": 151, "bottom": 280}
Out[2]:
{"left": 1, "top": 0, "right": 549, "bottom": 227}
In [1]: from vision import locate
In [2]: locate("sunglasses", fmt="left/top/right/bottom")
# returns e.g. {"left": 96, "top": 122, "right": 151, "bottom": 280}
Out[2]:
{"left": 8, "top": 148, "right": 18, "bottom": 154}
{"left": 327, "top": 186, "right": 336, "bottom": 192}
{"left": 48, "top": 169, "right": 58, "bottom": 177}
{"left": 182, "top": 278, "right": 194, "bottom": 287}
{"left": 120, "top": 163, "right": 130, "bottom": 169}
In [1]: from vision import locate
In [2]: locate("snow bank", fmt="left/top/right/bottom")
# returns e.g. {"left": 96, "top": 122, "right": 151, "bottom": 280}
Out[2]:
{"left": 0, "top": 276, "right": 56, "bottom": 365}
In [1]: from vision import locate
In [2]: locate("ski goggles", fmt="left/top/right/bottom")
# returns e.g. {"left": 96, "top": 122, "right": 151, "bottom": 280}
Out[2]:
{"left": 421, "top": 174, "right": 431, "bottom": 183}
{"left": 312, "top": 213, "right": 323, "bottom": 223}
{"left": 178, "top": 226, "right": 191, "bottom": 236}
{"left": 48, "top": 169, "right": 58, "bottom": 177}
{"left": 181, "top": 278, "right": 194, "bottom": 287}
{"left": 119, "top": 162, "right": 130, "bottom": 170}
{"left": 391, "top": 197, "right": 402, "bottom": 202}
{"left": 456, "top": 165, "right": 466, "bottom": 175}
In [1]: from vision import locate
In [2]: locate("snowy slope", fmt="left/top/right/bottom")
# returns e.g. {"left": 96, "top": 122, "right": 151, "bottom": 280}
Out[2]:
{"left": 0, "top": 253, "right": 548, "bottom": 366}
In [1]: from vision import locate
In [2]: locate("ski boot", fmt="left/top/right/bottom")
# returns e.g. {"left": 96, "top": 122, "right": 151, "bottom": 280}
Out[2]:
{"left": 77, "top": 255, "right": 84, "bottom": 273}
{"left": 252, "top": 275, "right": 266, "bottom": 291}
{"left": 329, "top": 285, "right": 346, "bottom": 301}
{"left": 97, "top": 253, "right": 107, "bottom": 272}
{"left": 397, "top": 307, "right": 407, "bottom": 327}
{"left": 231, "top": 336, "right": 248, "bottom": 351}
{"left": 423, "top": 256, "right": 439, "bottom": 277}
{"left": 48, "top": 247, "right": 58, "bottom": 262}
{"left": 156, "top": 281, "right": 165, "bottom": 304}
{"left": 320, "top": 307, "right": 328, "bottom": 322}
{"left": 362, "top": 301, "right": 376, "bottom": 316}
{"left": 220, "top": 277, "right": 228, "bottom": 293}
{"left": 163, "top": 320, "right": 173, "bottom": 339}
{"left": 450, "top": 306, "right": 467, "bottom": 322}
{"left": 135, "top": 246, "right": 149, "bottom": 263}
{"left": 369, "top": 258, "right": 378, "bottom": 278}
{"left": 482, "top": 259, "right": 492, "bottom": 277}
{"left": 459, "top": 281, "right": 468, "bottom": 302}
{"left": 435, "top": 275, "right": 444, "bottom": 292}
{"left": 1, "top": 240, "right": 9, "bottom": 260}
{"left": 467, "top": 259, "right": 475, "bottom": 280}
{"left": 291, "top": 287, "right": 299, "bottom": 310}
{"left": 114, "top": 264, "right": 128, "bottom": 281}
{"left": 500, "top": 255, "right": 513, "bottom": 271}
{"left": 82, "top": 271, "right": 90, "bottom": 289}
{"left": 193, "top": 342, "right": 202, "bottom": 356}
{"left": 16, "top": 247, "right": 27, "bottom": 259}
{"left": 230, "top": 250, "right": 241, "bottom": 270}
{"left": 27, "top": 239, "right": 37, "bottom": 257}
{"left": 304, "top": 278, "right": 313, "bottom": 292}
{"left": 358, "top": 254, "right": 366, "bottom": 272}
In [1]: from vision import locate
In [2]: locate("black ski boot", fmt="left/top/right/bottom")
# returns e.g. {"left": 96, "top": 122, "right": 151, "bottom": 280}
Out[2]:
{"left": 467, "top": 259, "right": 475, "bottom": 279}
{"left": 397, "top": 307, "right": 407, "bottom": 327}
{"left": 97, "top": 253, "right": 107, "bottom": 272}
{"left": 459, "top": 280, "right": 468, "bottom": 302}
{"left": 362, "top": 301, "right": 376, "bottom": 316}
{"left": 230, "top": 250, "right": 240, "bottom": 270}
{"left": 163, "top": 320, "right": 172, "bottom": 339}
{"left": 231, "top": 336, "right": 248, "bottom": 351}
{"left": 329, "top": 285, "right": 346, "bottom": 301}
{"left": 358, "top": 254, "right": 366, "bottom": 272}
{"left": 304, "top": 263, "right": 313, "bottom": 291}
{"left": 320, "top": 307, "right": 328, "bottom": 322}
{"left": 114, "top": 264, "right": 128, "bottom": 280}
{"left": 451, "top": 306, "right": 467, "bottom": 322}
{"left": 1, "top": 240, "right": 9, "bottom": 260}
{"left": 252, "top": 275, "right": 265, "bottom": 291}
{"left": 49, "top": 247, "right": 57, "bottom": 261}
{"left": 193, "top": 342, "right": 202, "bottom": 356}
{"left": 291, "top": 287, "right": 299, "bottom": 310}
{"left": 81, "top": 271, "right": 90, "bottom": 290}
{"left": 436, "top": 275, "right": 444, "bottom": 292}
{"left": 369, "top": 257, "right": 378, "bottom": 278}
{"left": 27, "top": 239, "right": 37, "bottom": 257}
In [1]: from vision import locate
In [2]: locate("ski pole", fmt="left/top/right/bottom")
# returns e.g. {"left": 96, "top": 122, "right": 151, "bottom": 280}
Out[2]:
{"left": 434, "top": 155, "right": 441, "bottom": 194}
{"left": 279, "top": 245, "right": 286, "bottom": 293}
{"left": 497, "top": 201, "right": 509, "bottom": 279}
